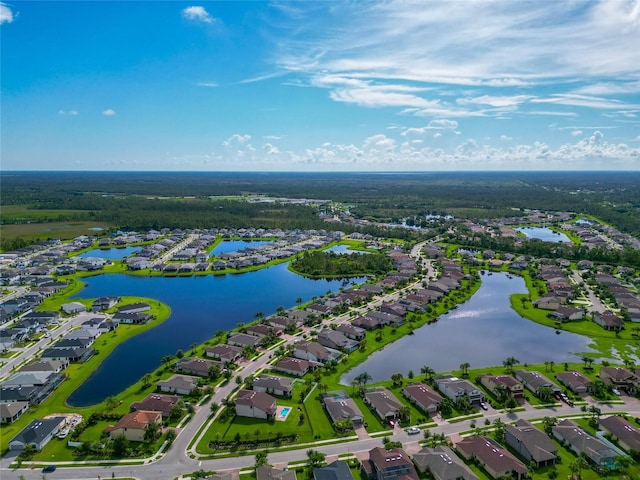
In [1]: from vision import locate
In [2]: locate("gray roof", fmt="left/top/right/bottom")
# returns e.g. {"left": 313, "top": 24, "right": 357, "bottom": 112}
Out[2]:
{"left": 413, "top": 446, "right": 478, "bottom": 480}
{"left": 505, "top": 419, "right": 557, "bottom": 464}
{"left": 257, "top": 466, "right": 296, "bottom": 480}
{"left": 313, "top": 461, "right": 354, "bottom": 480}
{"left": 10, "top": 416, "right": 66, "bottom": 448}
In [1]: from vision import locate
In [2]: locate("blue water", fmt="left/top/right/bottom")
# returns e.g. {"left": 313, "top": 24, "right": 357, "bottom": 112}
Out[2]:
{"left": 78, "top": 246, "right": 142, "bottom": 260}
{"left": 326, "top": 245, "right": 368, "bottom": 255}
{"left": 343, "top": 272, "right": 594, "bottom": 383}
{"left": 210, "top": 240, "right": 271, "bottom": 256}
{"left": 279, "top": 407, "right": 291, "bottom": 418}
{"left": 68, "top": 263, "right": 364, "bottom": 406}
{"left": 516, "top": 227, "right": 571, "bottom": 243}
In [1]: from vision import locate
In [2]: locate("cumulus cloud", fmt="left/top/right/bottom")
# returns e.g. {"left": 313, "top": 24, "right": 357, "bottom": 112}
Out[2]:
{"left": 571, "top": 130, "right": 583, "bottom": 136}
{"left": 182, "top": 5, "right": 215, "bottom": 23}
{"left": 102, "top": 109, "right": 116, "bottom": 116}
{"left": 500, "top": 135, "right": 512, "bottom": 141}
{"left": 0, "top": 2, "right": 14, "bottom": 24}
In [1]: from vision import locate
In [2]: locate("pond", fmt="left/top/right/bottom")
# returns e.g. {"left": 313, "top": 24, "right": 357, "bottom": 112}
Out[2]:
{"left": 77, "top": 246, "right": 142, "bottom": 260}
{"left": 516, "top": 227, "right": 571, "bottom": 243}
{"left": 209, "top": 240, "right": 271, "bottom": 256}
{"left": 325, "top": 245, "right": 368, "bottom": 254}
{"left": 68, "top": 263, "right": 365, "bottom": 406}
{"left": 342, "top": 272, "right": 594, "bottom": 384}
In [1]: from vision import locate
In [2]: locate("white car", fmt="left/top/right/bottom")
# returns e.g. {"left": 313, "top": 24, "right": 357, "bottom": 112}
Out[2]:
{"left": 407, "top": 426, "right": 420, "bottom": 435}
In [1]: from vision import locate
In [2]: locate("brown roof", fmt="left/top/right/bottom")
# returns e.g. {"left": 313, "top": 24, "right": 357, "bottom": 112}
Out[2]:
{"left": 106, "top": 410, "right": 161, "bottom": 432}
{"left": 456, "top": 436, "right": 527, "bottom": 477}
{"left": 130, "top": 393, "right": 181, "bottom": 417}
{"left": 274, "top": 357, "right": 310, "bottom": 373}
{"left": 236, "top": 389, "right": 277, "bottom": 415}
{"left": 403, "top": 382, "right": 442, "bottom": 410}
{"left": 599, "top": 415, "right": 640, "bottom": 452}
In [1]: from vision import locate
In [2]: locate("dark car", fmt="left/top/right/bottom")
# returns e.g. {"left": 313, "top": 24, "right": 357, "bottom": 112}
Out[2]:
{"left": 42, "top": 465, "right": 56, "bottom": 473}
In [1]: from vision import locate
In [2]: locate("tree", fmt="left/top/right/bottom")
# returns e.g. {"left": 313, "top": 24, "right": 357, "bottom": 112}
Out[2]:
{"left": 459, "top": 362, "right": 470, "bottom": 377}
{"left": 421, "top": 365, "right": 435, "bottom": 382}
{"left": 165, "top": 428, "right": 176, "bottom": 444}
{"left": 581, "top": 356, "right": 594, "bottom": 369}
{"left": 542, "top": 416, "right": 556, "bottom": 435}
{"left": 144, "top": 421, "right": 161, "bottom": 443}
{"left": 569, "top": 456, "right": 588, "bottom": 480}
{"left": 306, "top": 449, "right": 326, "bottom": 468}
{"left": 502, "top": 356, "right": 520, "bottom": 374}
{"left": 161, "top": 354, "right": 175, "bottom": 369}
{"left": 111, "top": 434, "right": 128, "bottom": 457}
{"left": 398, "top": 405, "right": 410, "bottom": 422}
{"left": 141, "top": 373, "right": 152, "bottom": 389}
{"left": 493, "top": 418, "right": 506, "bottom": 440}
{"left": 391, "top": 372, "right": 404, "bottom": 387}
{"left": 255, "top": 450, "right": 270, "bottom": 468}
{"left": 537, "top": 386, "right": 554, "bottom": 403}
{"left": 104, "top": 396, "right": 118, "bottom": 411}
{"left": 175, "top": 349, "right": 184, "bottom": 359}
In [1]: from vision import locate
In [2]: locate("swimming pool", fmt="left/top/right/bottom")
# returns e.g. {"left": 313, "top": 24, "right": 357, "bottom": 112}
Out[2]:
{"left": 279, "top": 407, "right": 291, "bottom": 418}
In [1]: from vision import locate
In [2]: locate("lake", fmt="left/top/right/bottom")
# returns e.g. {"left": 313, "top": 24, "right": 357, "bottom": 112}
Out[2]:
{"left": 209, "top": 240, "right": 271, "bottom": 256}
{"left": 516, "top": 226, "right": 571, "bottom": 243}
{"left": 78, "top": 246, "right": 142, "bottom": 260}
{"left": 342, "top": 272, "right": 594, "bottom": 384}
{"left": 68, "top": 263, "right": 364, "bottom": 406}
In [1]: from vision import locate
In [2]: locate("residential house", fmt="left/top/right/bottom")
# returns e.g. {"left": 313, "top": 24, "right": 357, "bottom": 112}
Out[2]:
{"left": 235, "top": 389, "right": 277, "bottom": 419}
{"left": 0, "top": 386, "right": 39, "bottom": 404}
{"left": 317, "top": 329, "right": 358, "bottom": 352}
{"left": 130, "top": 393, "right": 181, "bottom": 418}
{"left": 246, "top": 324, "right": 277, "bottom": 338}
{"left": 19, "top": 360, "right": 68, "bottom": 374}
{"left": 314, "top": 461, "right": 354, "bottom": 480}
{"left": 227, "top": 332, "right": 263, "bottom": 348}
{"left": 479, "top": 374, "right": 525, "bottom": 400}
{"left": 104, "top": 410, "right": 162, "bottom": 442}
{"left": 363, "top": 387, "right": 403, "bottom": 420}
{"left": 156, "top": 374, "right": 199, "bottom": 395}
{"left": 112, "top": 312, "right": 153, "bottom": 324}
{"left": 322, "top": 391, "right": 364, "bottom": 426}
{"left": 117, "top": 302, "right": 151, "bottom": 314}
{"left": 91, "top": 296, "right": 121, "bottom": 312}
{"left": 552, "top": 418, "right": 616, "bottom": 469}
{"left": 361, "top": 447, "right": 419, "bottom": 480}
{"left": 593, "top": 312, "right": 625, "bottom": 331}
{"left": 599, "top": 415, "right": 640, "bottom": 454}
{"left": 514, "top": 370, "right": 561, "bottom": 397}
{"left": 252, "top": 375, "right": 293, "bottom": 397}
{"left": 533, "top": 295, "right": 563, "bottom": 310}
{"left": 555, "top": 370, "right": 593, "bottom": 394}
{"left": 456, "top": 436, "right": 528, "bottom": 480}
{"left": 412, "top": 446, "right": 478, "bottom": 480}
{"left": 504, "top": 419, "right": 557, "bottom": 467}
{"left": 273, "top": 357, "right": 311, "bottom": 377}
{"left": 175, "top": 357, "right": 222, "bottom": 377}
{"left": 402, "top": 382, "right": 443, "bottom": 416}
{"left": 600, "top": 367, "right": 640, "bottom": 394}
{"left": 9, "top": 416, "right": 66, "bottom": 451}
{"left": 61, "top": 302, "right": 86, "bottom": 314}
{"left": 205, "top": 344, "right": 243, "bottom": 363}
{"left": 0, "top": 401, "right": 29, "bottom": 424}
{"left": 436, "top": 376, "right": 485, "bottom": 406}
{"left": 40, "top": 346, "right": 93, "bottom": 363}
{"left": 335, "top": 323, "right": 365, "bottom": 340}
{"left": 352, "top": 316, "right": 383, "bottom": 330}
{"left": 22, "top": 311, "right": 60, "bottom": 323}
{"left": 294, "top": 341, "right": 339, "bottom": 364}
{"left": 256, "top": 466, "right": 297, "bottom": 480}
{"left": 549, "top": 306, "right": 584, "bottom": 322}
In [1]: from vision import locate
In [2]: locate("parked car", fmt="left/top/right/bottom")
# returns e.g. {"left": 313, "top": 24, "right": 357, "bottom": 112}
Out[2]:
{"left": 42, "top": 465, "right": 56, "bottom": 473}
{"left": 407, "top": 426, "right": 420, "bottom": 435}
{"left": 480, "top": 402, "right": 488, "bottom": 410}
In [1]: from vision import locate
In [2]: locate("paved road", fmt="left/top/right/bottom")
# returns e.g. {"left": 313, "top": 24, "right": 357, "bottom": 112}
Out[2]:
{"left": 569, "top": 269, "right": 607, "bottom": 314}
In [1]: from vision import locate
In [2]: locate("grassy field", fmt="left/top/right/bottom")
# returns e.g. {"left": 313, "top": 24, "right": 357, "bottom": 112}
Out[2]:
{"left": 1, "top": 221, "right": 110, "bottom": 245}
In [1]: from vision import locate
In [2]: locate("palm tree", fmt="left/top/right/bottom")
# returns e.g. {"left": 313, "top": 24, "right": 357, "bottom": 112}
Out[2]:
{"left": 296, "top": 297, "right": 304, "bottom": 306}
{"left": 459, "top": 362, "right": 471, "bottom": 377}
{"left": 398, "top": 405, "right": 410, "bottom": 422}
{"left": 569, "top": 456, "right": 588, "bottom": 480}
{"left": 391, "top": 372, "right": 404, "bottom": 387}
{"left": 141, "top": 373, "right": 152, "bottom": 389}
{"left": 161, "top": 354, "right": 175, "bottom": 369}
{"left": 502, "top": 356, "right": 520, "bottom": 374}
{"left": 421, "top": 365, "right": 435, "bottom": 382}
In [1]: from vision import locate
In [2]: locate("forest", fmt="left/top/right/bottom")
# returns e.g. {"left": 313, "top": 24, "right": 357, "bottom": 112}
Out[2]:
{"left": 290, "top": 250, "right": 393, "bottom": 277}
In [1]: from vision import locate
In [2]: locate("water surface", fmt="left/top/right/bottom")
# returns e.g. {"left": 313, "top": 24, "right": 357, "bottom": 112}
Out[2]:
{"left": 343, "top": 272, "right": 593, "bottom": 383}
{"left": 516, "top": 227, "right": 571, "bottom": 243}
{"left": 78, "top": 246, "right": 142, "bottom": 260}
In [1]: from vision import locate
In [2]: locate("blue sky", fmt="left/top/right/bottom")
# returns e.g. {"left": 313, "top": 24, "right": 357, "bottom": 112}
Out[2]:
{"left": 1, "top": 1, "right": 639, "bottom": 171}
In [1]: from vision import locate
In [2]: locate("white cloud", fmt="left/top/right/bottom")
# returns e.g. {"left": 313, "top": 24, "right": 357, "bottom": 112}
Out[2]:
{"left": 531, "top": 93, "right": 639, "bottom": 110}
{"left": 571, "top": 130, "right": 583, "bottom": 136}
{"left": 0, "top": 2, "right": 14, "bottom": 24}
{"left": 573, "top": 81, "right": 640, "bottom": 96}
{"left": 102, "top": 109, "right": 116, "bottom": 116}
{"left": 458, "top": 95, "right": 533, "bottom": 108}
{"left": 196, "top": 81, "right": 218, "bottom": 88}
{"left": 263, "top": 135, "right": 285, "bottom": 140}
{"left": 500, "top": 135, "right": 512, "bottom": 141}
{"left": 182, "top": 6, "right": 215, "bottom": 24}
{"left": 401, "top": 119, "right": 459, "bottom": 137}
{"left": 58, "top": 109, "right": 79, "bottom": 116}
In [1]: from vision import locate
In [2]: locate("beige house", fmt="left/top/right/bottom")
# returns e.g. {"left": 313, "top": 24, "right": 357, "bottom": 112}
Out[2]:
{"left": 105, "top": 410, "right": 162, "bottom": 442}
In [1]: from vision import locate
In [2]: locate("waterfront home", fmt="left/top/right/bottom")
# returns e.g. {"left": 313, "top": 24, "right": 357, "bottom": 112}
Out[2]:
{"left": 335, "top": 323, "right": 365, "bottom": 340}
{"left": 0, "top": 386, "right": 39, "bottom": 404}
{"left": 9, "top": 416, "right": 66, "bottom": 451}
{"left": 478, "top": 374, "right": 525, "bottom": 400}
{"left": 314, "top": 461, "right": 353, "bottom": 480}
{"left": 246, "top": 323, "right": 278, "bottom": 338}
{"left": 599, "top": 366, "right": 640, "bottom": 394}
{"left": 436, "top": 376, "right": 485, "bottom": 406}
{"left": 273, "top": 357, "right": 311, "bottom": 377}
{"left": 116, "top": 302, "right": 151, "bottom": 314}
{"left": 41, "top": 346, "right": 93, "bottom": 363}
{"left": 456, "top": 436, "right": 527, "bottom": 480}
{"left": 548, "top": 306, "right": 584, "bottom": 321}
{"left": 175, "top": 357, "right": 222, "bottom": 377}
{"left": 599, "top": 415, "right": 640, "bottom": 453}
{"left": 322, "top": 391, "right": 364, "bottom": 426}
{"left": 157, "top": 374, "right": 199, "bottom": 395}
{"left": 555, "top": 370, "right": 593, "bottom": 394}
{"left": 533, "top": 295, "right": 563, "bottom": 310}
{"left": 112, "top": 312, "right": 153, "bottom": 324}
{"left": 513, "top": 370, "right": 561, "bottom": 397}
{"left": 269, "top": 316, "right": 300, "bottom": 331}
{"left": 402, "top": 382, "right": 443, "bottom": 416}
{"left": 351, "top": 316, "right": 382, "bottom": 330}
{"left": 235, "top": 389, "right": 277, "bottom": 419}
{"left": 227, "top": 332, "right": 263, "bottom": 348}
{"left": 294, "top": 341, "right": 335, "bottom": 364}
{"left": 363, "top": 387, "right": 403, "bottom": 420}
{"left": 91, "top": 296, "right": 121, "bottom": 312}
{"left": 252, "top": 375, "right": 293, "bottom": 397}
{"left": 361, "top": 447, "right": 419, "bottom": 480}
{"left": 256, "top": 466, "right": 297, "bottom": 480}
{"left": 504, "top": 419, "right": 557, "bottom": 468}
{"left": 104, "top": 410, "right": 162, "bottom": 442}
{"left": 0, "top": 401, "right": 29, "bottom": 423}
{"left": 412, "top": 446, "right": 478, "bottom": 480}
{"left": 593, "top": 312, "right": 625, "bottom": 331}
{"left": 317, "top": 329, "right": 358, "bottom": 352}
{"left": 130, "top": 393, "right": 181, "bottom": 418}
{"left": 205, "top": 344, "right": 243, "bottom": 363}
{"left": 552, "top": 418, "right": 616, "bottom": 469}
{"left": 19, "top": 359, "right": 68, "bottom": 374}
